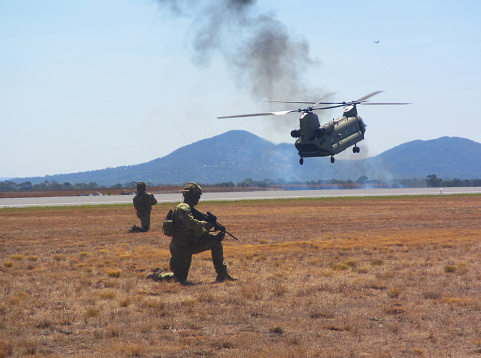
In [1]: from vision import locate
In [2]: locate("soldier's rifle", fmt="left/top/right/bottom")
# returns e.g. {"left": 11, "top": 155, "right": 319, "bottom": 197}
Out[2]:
{"left": 191, "top": 207, "right": 239, "bottom": 241}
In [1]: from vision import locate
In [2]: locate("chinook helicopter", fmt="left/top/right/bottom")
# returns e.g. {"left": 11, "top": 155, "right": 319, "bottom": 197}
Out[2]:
{"left": 218, "top": 91, "right": 409, "bottom": 165}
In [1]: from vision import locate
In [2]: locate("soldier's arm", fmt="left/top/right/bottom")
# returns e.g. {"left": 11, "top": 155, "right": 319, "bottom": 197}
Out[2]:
{"left": 150, "top": 194, "right": 157, "bottom": 205}
{"left": 177, "top": 204, "right": 209, "bottom": 231}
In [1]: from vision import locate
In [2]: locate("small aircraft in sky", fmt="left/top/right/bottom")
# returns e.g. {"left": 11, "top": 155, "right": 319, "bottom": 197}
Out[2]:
{"left": 218, "top": 91, "right": 409, "bottom": 165}
{"left": 373, "top": 40, "right": 380, "bottom": 43}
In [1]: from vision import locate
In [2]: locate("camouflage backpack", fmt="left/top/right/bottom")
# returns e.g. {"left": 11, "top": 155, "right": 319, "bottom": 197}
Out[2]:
{"left": 133, "top": 193, "right": 149, "bottom": 211}
{"left": 162, "top": 207, "right": 175, "bottom": 236}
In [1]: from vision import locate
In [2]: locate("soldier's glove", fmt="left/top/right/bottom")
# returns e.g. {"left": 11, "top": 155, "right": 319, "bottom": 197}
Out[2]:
{"left": 205, "top": 222, "right": 214, "bottom": 231}
{"left": 214, "top": 231, "right": 225, "bottom": 242}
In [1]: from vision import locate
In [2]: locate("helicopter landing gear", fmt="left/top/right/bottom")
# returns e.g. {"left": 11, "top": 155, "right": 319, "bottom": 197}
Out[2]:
{"left": 299, "top": 158, "right": 304, "bottom": 165}
{"left": 353, "top": 146, "right": 360, "bottom": 154}
{"left": 330, "top": 156, "right": 335, "bottom": 164}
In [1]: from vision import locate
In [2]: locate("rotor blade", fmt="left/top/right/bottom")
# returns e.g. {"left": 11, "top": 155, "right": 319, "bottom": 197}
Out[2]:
{"left": 266, "top": 92, "right": 338, "bottom": 107}
{"left": 311, "top": 104, "right": 347, "bottom": 111}
{"left": 265, "top": 100, "right": 316, "bottom": 104}
{"left": 217, "top": 110, "right": 296, "bottom": 119}
{"left": 266, "top": 100, "right": 346, "bottom": 106}
{"left": 361, "top": 102, "right": 410, "bottom": 105}
{"left": 356, "top": 91, "right": 384, "bottom": 103}
{"left": 312, "top": 92, "right": 338, "bottom": 107}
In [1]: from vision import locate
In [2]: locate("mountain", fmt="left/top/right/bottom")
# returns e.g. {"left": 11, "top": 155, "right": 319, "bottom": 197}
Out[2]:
{"left": 370, "top": 137, "right": 481, "bottom": 179}
{"left": 9, "top": 131, "right": 481, "bottom": 186}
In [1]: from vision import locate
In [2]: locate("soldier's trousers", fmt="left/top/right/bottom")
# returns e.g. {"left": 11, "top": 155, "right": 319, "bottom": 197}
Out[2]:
{"left": 136, "top": 211, "right": 151, "bottom": 232}
{"left": 169, "top": 235, "right": 227, "bottom": 282}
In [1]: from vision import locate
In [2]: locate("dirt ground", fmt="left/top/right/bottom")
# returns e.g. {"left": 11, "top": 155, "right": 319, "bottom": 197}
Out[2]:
{"left": 1, "top": 194, "right": 481, "bottom": 357}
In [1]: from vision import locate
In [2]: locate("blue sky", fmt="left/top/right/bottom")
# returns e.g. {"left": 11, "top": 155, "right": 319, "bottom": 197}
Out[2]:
{"left": 1, "top": 0, "right": 480, "bottom": 178}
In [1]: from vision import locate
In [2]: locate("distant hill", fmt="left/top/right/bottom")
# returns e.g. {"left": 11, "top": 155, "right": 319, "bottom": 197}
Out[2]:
{"left": 369, "top": 137, "right": 481, "bottom": 179}
{"left": 9, "top": 131, "right": 481, "bottom": 186}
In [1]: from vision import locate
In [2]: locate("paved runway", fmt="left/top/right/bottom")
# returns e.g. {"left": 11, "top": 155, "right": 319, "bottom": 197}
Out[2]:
{"left": 1, "top": 187, "right": 480, "bottom": 208}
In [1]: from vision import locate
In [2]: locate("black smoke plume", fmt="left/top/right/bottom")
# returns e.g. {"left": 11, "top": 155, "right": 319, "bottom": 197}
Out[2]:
{"left": 156, "top": 0, "right": 319, "bottom": 100}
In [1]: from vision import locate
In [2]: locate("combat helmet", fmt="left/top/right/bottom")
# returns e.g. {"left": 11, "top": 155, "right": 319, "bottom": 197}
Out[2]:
{"left": 137, "top": 182, "right": 146, "bottom": 191}
{"left": 183, "top": 182, "right": 202, "bottom": 205}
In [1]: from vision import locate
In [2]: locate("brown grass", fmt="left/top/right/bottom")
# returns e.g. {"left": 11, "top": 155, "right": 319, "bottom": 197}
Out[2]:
{"left": 1, "top": 194, "right": 481, "bottom": 357}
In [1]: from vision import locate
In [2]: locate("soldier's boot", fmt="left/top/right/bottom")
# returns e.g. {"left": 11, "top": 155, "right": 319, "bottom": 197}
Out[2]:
{"left": 170, "top": 273, "right": 194, "bottom": 286}
{"left": 129, "top": 225, "right": 141, "bottom": 233}
{"left": 216, "top": 271, "right": 238, "bottom": 283}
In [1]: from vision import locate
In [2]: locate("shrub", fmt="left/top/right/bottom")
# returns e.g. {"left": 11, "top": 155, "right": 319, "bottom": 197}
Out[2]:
{"left": 269, "top": 326, "right": 284, "bottom": 335}
{"left": 356, "top": 266, "right": 369, "bottom": 274}
{"left": 86, "top": 307, "right": 100, "bottom": 318}
{"left": 9, "top": 292, "right": 29, "bottom": 305}
{"left": 345, "top": 260, "right": 357, "bottom": 268}
{"left": 119, "top": 297, "right": 131, "bottom": 308}
{"left": 107, "top": 269, "right": 121, "bottom": 278}
{"left": 0, "top": 340, "right": 14, "bottom": 357}
{"left": 444, "top": 265, "right": 456, "bottom": 273}
{"left": 143, "top": 298, "right": 166, "bottom": 311}
{"left": 329, "top": 262, "right": 349, "bottom": 271}
{"left": 99, "top": 290, "right": 116, "bottom": 299}
{"left": 388, "top": 288, "right": 402, "bottom": 298}
{"left": 272, "top": 284, "right": 288, "bottom": 297}
{"left": 53, "top": 254, "right": 67, "bottom": 261}
{"left": 181, "top": 298, "right": 197, "bottom": 307}
{"left": 370, "top": 259, "right": 384, "bottom": 266}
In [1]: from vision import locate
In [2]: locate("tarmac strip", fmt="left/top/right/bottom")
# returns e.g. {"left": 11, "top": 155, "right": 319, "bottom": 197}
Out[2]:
{"left": 1, "top": 187, "right": 480, "bottom": 208}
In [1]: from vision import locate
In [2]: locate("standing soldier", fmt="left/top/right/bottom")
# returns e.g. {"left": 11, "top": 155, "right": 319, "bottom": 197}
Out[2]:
{"left": 169, "top": 182, "right": 237, "bottom": 285}
{"left": 129, "top": 182, "right": 157, "bottom": 233}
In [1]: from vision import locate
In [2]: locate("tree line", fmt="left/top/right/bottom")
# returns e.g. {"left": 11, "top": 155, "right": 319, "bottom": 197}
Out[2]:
{"left": 0, "top": 180, "right": 144, "bottom": 193}
{"left": 1, "top": 175, "right": 480, "bottom": 193}
{"left": 234, "top": 175, "right": 481, "bottom": 189}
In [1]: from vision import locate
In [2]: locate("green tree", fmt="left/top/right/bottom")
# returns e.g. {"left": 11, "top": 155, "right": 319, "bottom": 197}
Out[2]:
{"left": 0, "top": 180, "right": 17, "bottom": 192}
{"left": 18, "top": 181, "right": 33, "bottom": 191}
{"left": 33, "top": 180, "right": 50, "bottom": 191}
{"left": 425, "top": 174, "right": 442, "bottom": 187}
{"left": 239, "top": 178, "right": 253, "bottom": 187}
{"left": 356, "top": 176, "right": 369, "bottom": 184}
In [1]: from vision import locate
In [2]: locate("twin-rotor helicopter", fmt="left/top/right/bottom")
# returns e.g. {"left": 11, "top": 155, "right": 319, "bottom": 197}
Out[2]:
{"left": 218, "top": 91, "right": 409, "bottom": 165}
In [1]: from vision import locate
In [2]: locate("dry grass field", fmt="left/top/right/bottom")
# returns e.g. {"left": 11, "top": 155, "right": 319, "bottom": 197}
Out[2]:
{"left": 1, "top": 194, "right": 481, "bottom": 357}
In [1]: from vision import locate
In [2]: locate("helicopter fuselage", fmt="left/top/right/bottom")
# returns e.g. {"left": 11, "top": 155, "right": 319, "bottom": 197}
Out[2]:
{"left": 291, "top": 111, "right": 366, "bottom": 164}
{"left": 217, "top": 91, "right": 407, "bottom": 165}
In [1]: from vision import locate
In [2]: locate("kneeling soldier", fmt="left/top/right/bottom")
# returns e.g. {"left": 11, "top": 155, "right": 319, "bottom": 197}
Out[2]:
{"left": 169, "top": 182, "right": 237, "bottom": 285}
{"left": 130, "top": 182, "right": 157, "bottom": 233}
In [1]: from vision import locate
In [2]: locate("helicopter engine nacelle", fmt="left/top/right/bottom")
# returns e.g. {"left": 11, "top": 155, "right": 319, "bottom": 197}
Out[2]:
{"left": 343, "top": 105, "right": 358, "bottom": 118}
{"left": 291, "top": 129, "right": 301, "bottom": 138}
{"left": 308, "top": 122, "right": 335, "bottom": 141}
{"left": 308, "top": 127, "right": 326, "bottom": 141}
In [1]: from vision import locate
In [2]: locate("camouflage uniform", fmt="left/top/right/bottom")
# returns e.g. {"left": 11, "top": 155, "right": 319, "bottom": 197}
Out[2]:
{"left": 130, "top": 182, "right": 157, "bottom": 233}
{"left": 169, "top": 183, "right": 236, "bottom": 284}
